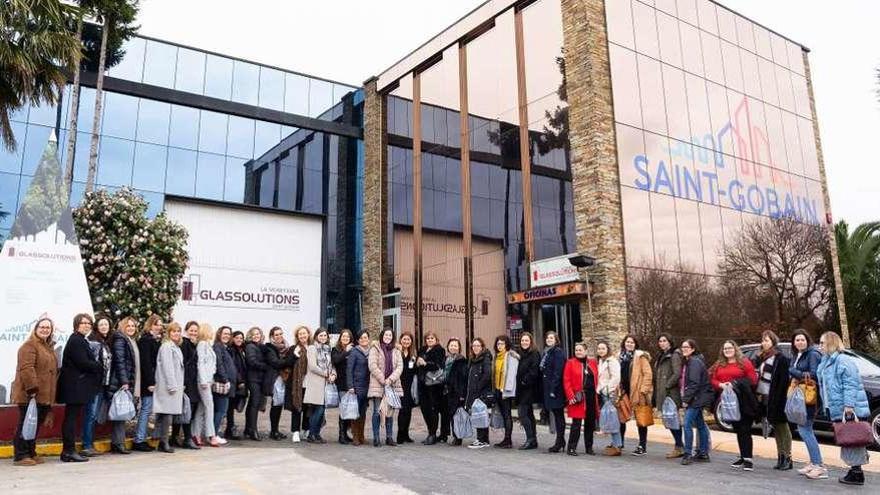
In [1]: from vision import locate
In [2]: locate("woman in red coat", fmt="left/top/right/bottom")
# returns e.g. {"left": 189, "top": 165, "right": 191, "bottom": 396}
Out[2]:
{"left": 563, "top": 342, "right": 599, "bottom": 456}
{"left": 709, "top": 340, "right": 758, "bottom": 471}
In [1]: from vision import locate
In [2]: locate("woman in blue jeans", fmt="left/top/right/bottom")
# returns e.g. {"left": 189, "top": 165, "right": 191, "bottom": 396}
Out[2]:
{"left": 367, "top": 328, "right": 403, "bottom": 447}
{"left": 303, "top": 328, "right": 336, "bottom": 443}
{"left": 790, "top": 330, "right": 825, "bottom": 479}
{"left": 679, "top": 339, "right": 714, "bottom": 465}
{"left": 80, "top": 315, "right": 114, "bottom": 456}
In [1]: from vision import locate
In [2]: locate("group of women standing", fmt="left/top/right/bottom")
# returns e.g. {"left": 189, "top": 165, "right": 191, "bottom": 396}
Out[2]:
{"left": 9, "top": 317, "right": 873, "bottom": 485}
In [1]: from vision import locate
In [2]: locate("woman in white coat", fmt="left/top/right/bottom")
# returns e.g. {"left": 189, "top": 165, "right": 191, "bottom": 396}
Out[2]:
{"left": 597, "top": 340, "right": 623, "bottom": 456}
{"left": 152, "top": 322, "right": 185, "bottom": 453}
{"left": 192, "top": 323, "right": 224, "bottom": 447}
{"left": 303, "top": 327, "right": 336, "bottom": 443}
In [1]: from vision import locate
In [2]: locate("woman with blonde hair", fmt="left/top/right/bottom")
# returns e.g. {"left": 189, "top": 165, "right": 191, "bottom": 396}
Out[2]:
{"left": 244, "top": 326, "right": 267, "bottom": 440}
{"left": 133, "top": 314, "right": 163, "bottom": 451}
{"left": 108, "top": 317, "right": 139, "bottom": 454}
{"left": 152, "top": 322, "right": 185, "bottom": 453}
{"left": 303, "top": 327, "right": 336, "bottom": 443}
{"left": 286, "top": 325, "right": 310, "bottom": 442}
{"left": 192, "top": 323, "right": 224, "bottom": 447}
{"left": 817, "top": 332, "right": 871, "bottom": 486}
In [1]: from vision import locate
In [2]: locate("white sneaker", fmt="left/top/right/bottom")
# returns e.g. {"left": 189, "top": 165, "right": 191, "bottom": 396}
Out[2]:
{"left": 292, "top": 431, "right": 301, "bottom": 443}
{"left": 805, "top": 466, "right": 828, "bottom": 480}
{"left": 217, "top": 437, "right": 228, "bottom": 445}
{"left": 468, "top": 441, "right": 489, "bottom": 449}
{"left": 798, "top": 464, "right": 815, "bottom": 475}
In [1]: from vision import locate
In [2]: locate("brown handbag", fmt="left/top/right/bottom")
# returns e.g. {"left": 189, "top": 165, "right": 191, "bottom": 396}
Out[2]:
{"left": 635, "top": 403, "right": 654, "bottom": 427}
{"left": 833, "top": 416, "right": 873, "bottom": 448}
{"left": 788, "top": 378, "right": 818, "bottom": 406}
{"left": 615, "top": 392, "right": 633, "bottom": 423}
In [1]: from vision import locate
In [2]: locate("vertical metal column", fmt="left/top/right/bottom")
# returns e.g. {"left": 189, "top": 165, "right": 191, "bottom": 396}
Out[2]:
{"left": 412, "top": 72, "right": 424, "bottom": 344}
{"left": 459, "top": 44, "right": 475, "bottom": 348}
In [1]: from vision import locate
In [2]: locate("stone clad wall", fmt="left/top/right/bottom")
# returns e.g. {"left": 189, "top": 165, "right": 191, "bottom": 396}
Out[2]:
{"left": 361, "top": 77, "right": 387, "bottom": 337}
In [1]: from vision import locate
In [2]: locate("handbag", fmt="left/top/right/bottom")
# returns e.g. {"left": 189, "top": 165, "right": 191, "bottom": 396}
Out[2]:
{"left": 635, "top": 403, "right": 654, "bottom": 427}
{"left": 833, "top": 415, "right": 873, "bottom": 448}
{"left": 324, "top": 383, "right": 340, "bottom": 408}
{"left": 108, "top": 389, "right": 136, "bottom": 422}
{"left": 615, "top": 392, "right": 632, "bottom": 423}
{"left": 21, "top": 398, "right": 38, "bottom": 441}
{"left": 425, "top": 369, "right": 445, "bottom": 387}
{"left": 340, "top": 392, "right": 360, "bottom": 420}
{"left": 788, "top": 378, "right": 818, "bottom": 406}
{"left": 212, "top": 382, "right": 231, "bottom": 395}
{"left": 173, "top": 394, "right": 192, "bottom": 425}
{"left": 454, "top": 407, "right": 474, "bottom": 438}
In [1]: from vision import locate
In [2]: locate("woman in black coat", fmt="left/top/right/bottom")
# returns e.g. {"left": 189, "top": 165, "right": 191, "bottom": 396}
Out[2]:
{"left": 108, "top": 317, "right": 139, "bottom": 454}
{"left": 263, "top": 327, "right": 297, "bottom": 440}
{"left": 56, "top": 313, "right": 103, "bottom": 462}
{"left": 225, "top": 331, "right": 247, "bottom": 439}
{"left": 515, "top": 332, "right": 541, "bottom": 450}
{"left": 540, "top": 331, "right": 566, "bottom": 453}
{"left": 212, "top": 326, "right": 236, "bottom": 438}
{"left": 331, "top": 329, "right": 354, "bottom": 444}
{"left": 346, "top": 330, "right": 372, "bottom": 446}
{"left": 680, "top": 340, "right": 714, "bottom": 465}
{"left": 465, "top": 337, "right": 493, "bottom": 449}
{"left": 244, "top": 327, "right": 268, "bottom": 440}
{"left": 170, "top": 321, "right": 200, "bottom": 449}
{"left": 444, "top": 338, "right": 469, "bottom": 446}
{"left": 752, "top": 330, "right": 793, "bottom": 470}
{"left": 397, "top": 331, "right": 418, "bottom": 444}
{"left": 416, "top": 331, "right": 447, "bottom": 445}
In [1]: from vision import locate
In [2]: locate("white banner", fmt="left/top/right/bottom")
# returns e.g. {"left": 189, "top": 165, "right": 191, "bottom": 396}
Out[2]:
{"left": 530, "top": 254, "right": 580, "bottom": 287}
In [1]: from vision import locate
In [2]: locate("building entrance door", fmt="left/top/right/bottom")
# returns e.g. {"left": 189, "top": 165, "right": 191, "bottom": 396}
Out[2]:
{"left": 537, "top": 302, "right": 581, "bottom": 357}
{"left": 382, "top": 292, "right": 401, "bottom": 338}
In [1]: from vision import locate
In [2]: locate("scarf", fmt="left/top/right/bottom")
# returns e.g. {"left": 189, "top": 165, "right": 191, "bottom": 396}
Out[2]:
{"left": 271, "top": 338, "right": 288, "bottom": 352}
{"left": 540, "top": 346, "right": 553, "bottom": 371}
{"left": 127, "top": 335, "right": 141, "bottom": 399}
{"left": 619, "top": 350, "right": 633, "bottom": 395}
{"left": 290, "top": 344, "right": 308, "bottom": 411}
{"left": 381, "top": 342, "right": 394, "bottom": 378}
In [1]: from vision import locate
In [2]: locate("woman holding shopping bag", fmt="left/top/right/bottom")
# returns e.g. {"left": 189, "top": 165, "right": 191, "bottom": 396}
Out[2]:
{"left": 596, "top": 341, "right": 623, "bottom": 456}
{"left": 347, "top": 330, "right": 372, "bottom": 446}
{"left": 653, "top": 333, "right": 684, "bottom": 458}
{"left": 617, "top": 334, "right": 653, "bottom": 456}
{"left": 57, "top": 313, "right": 103, "bottom": 463}
{"left": 752, "top": 330, "right": 793, "bottom": 471}
{"left": 10, "top": 318, "right": 58, "bottom": 466}
{"left": 709, "top": 340, "right": 758, "bottom": 471}
{"left": 562, "top": 342, "right": 599, "bottom": 456}
{"left": 193, "top": 323, "right": 223, "bottom": 447}
{"left": 368, "top": 328, "right": 403, "bottom": 447}
{"left": 152, "top": 322, "right": 185, "bottom": 453}
{"left": 303, "top": 327, "right": 336, "bottom": 443}
{"left": 790, "top": 329, "right": 826, "bottom": 479}
{"left": 107, "top": 317, "right": 140, "bottom": 454}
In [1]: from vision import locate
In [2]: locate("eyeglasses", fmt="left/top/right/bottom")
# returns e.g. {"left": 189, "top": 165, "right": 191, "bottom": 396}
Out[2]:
{"left": 681, "top": 345, "right": 692, "bottom": 349}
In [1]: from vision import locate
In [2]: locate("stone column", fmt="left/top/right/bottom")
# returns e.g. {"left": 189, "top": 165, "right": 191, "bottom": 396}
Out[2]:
{"left": 361, "top": 77, "right": 387, "bottom": 337}
{"left": 802, "top": 52, "right": 850, "bottom": 345}
{"left": 561, "top": 0, "right": 629, "bottom": 344}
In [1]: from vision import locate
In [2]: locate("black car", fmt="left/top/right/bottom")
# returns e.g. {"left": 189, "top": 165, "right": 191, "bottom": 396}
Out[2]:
{"left": 712, "top": 343, "right": 880, "bottom": 448}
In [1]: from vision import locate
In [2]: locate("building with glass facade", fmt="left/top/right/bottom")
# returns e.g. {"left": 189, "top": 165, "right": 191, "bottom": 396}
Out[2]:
{"left": 0, "top": 0, "right": 845, "bottom": 352}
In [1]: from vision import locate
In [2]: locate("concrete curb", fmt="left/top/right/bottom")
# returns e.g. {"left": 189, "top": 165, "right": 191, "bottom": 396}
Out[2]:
{"left": 0, "top": 438, "right": 155, "bottom": 459}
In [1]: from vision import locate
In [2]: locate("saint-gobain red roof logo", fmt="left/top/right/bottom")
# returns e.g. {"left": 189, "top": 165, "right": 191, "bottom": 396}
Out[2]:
{"left": 532, "top": 270, "right": 537, "bottom": 281}
{"left": 7, "top": 247, "right": 14, "bottom": 257}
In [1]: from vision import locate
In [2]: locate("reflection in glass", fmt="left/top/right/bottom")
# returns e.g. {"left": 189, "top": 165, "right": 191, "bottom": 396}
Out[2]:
{"left": 284, "top": 73, "right": 310, "bottom": 116}
{"left": 195, "top": 152, "right": 225, "bottom": 200}
{"left": 259, "top": 68, "right": 284, "bottom": 111}
{"left": 609, "top": 45, "right": 642, "bottom": 129}
{"left": 621, "top": 186, "right": 653, "bottom": 267}
{"left": 165, "top": 147, "right": 197, "bottom": 196}
{"left": 168, "top": 105, "right": 199, "bottom": 150}
{"left": 97, "top": 137, "right": 135, "bottom": 187}
{"left": 136, "top": 99, "right": 171, "bottom": 145}
{"left": 20, "top": 124, "right": 53, "bottom": 176}
{"left": 232, "top": 61, "right": 259, "bottom": 106}
{"left": 109, "top": 37, "right": 145, "bottom": 82}
{"left": 142, "top": 40, "right": 178, "bottom": 88}
{"left": 226, "top": 116, "right": 255, "bottom": 158}
{"left": 132, "top": 142, "right": 167, "bottom": 192}
{"left": 175, "top": 48, "right": 206, "bottom": 94}
{"left": 205, "top": 55, "right": 233, "bottom": 100}
{"left": 254, "top": 121, "right": 281, "bottom": 157}
{"left": 309, "top": 79, "right": 333, "bottom": 118}
{"left": 224, "top": 156, "right": 247, "bottom": 203}
{"left": 0, "top": 172, "right": 20, "bottom": 229}
{"left": 101, "top": 93, "right": 138, "bottom": 140}
{"left": 632, "top": 0, "right": 659, "bottom": 59}
{"left": 0, "top": 121, "right": 25, "bottom": 174}
{"left": 198, "top": 110, "right": 228, "bottom": 154}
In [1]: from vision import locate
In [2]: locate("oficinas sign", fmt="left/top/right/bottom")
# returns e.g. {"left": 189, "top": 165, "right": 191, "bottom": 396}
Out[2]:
{"left": 629, "top": 95, "right": 821, "bottom": 225}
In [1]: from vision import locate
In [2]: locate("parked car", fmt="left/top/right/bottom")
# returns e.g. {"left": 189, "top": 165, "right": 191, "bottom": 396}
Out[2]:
{"left": 712, "top": 342, "right": 880, "bottom": 449}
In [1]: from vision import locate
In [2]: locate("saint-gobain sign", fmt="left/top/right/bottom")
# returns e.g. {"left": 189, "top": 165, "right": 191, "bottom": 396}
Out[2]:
{"left": 530, "top": 254, "right": 580, "bottom": 287}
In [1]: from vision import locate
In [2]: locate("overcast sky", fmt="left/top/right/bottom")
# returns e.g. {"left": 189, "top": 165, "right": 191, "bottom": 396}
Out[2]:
{"left": 137, "top": 0, "right": 879, "bottom": 226}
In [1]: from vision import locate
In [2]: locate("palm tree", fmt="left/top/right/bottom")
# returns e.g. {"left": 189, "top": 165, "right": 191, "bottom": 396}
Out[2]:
{"left": 835, "top": 220, "right": 880, "bottom": 352}
{"left": 83, "top": 0, "right": 138, "bottom": 192}
{"left": 0, "top": 0, "right": 81, "bottom": 151}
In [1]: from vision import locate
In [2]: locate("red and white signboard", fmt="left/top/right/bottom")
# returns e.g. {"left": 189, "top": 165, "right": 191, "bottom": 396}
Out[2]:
{"left": 530, "top": 254, "right": 580, "bottom": 288}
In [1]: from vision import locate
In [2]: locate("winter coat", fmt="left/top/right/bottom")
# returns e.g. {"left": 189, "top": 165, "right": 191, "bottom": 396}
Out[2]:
{"left": 562, "top": 357, "right": 599, "bottom": 420}
{"left": 368, "top": 343, "right": 403, "bottom": 399}
{"left": 244, "top": 341, "right": 268, "bottom": 385}
{"left": 57, "top": 332, "right": 103, "bottom": 405}
{"left": 137, "top": 333, "right": 161, "bottom": 397}
{"left": 417, "top": 345, "right": 445, "bottom": 385}
{"left": 261, "top": 344, "right": 297, "bottom": 396}
{"left": 465, "top": 351, "right": 493, "bottom": 409}
{"left": 153, "top": 341, "right": 185, "bottom": 415}
{"left": 621, "top": 350, "right": 653, "bottom": 406}
{"left": 597, "top": 356, "right": 621, "bottom": 398}
{"left": 540, "top": 346, "right": 566, "bottom": 410}
{"left": 515, "top": 347, "right": 541, "bottom": 405}
{"left": 710, "top": 360, "right": 758, "bottom": 392}
{"left": 400, "top": 352, "right": 417, "bottom": 408}
{"left": 681, "top": 354, "right": 714, "bottom": 410}
{"left": 445, "top": 354, "right": 469, "bottom": 408}
{"left": 196, "top": 341, "right": 217, "bottom": 387}
{"left": 346, "top": 346, "right": 371, "bottom": 399}
{"left": 331, "top": 346, "right": 351, "bottom": 391}
{"left": 732, "top": 378, "right": 760, "bottom": 419}
{"left": 492, "top": 350, "right": 520, "bottom": 399}
{"left": 817, "top": 352, "right": 871, "bottom": 421}
{"left": 228, "top": 344, "right": 247, "bottom": 398}
{"left": 654, "top": 349, "right": 683, "bottom": 408}
{"left": 284, "top": 345, "right": 308, "bottom": 412}
{"left": 751, "top": 350, "right": 791, "bottom": 424}
{"left": 108, "top": 333, "right": 137, "bottom": 394}
{"left": 180, "top": 338, "right": 200, "bottom": 406}
{"left": 11, "top": 332, "right": 58, "bottom": 405}
{"left": 790, "top": 345, "right": 822, "bottom": 417}
{"left": 303, "top": 343, "right": 332, "bottom": 405}
{"left": 213, "top": 342, "right": 236, "bottom": 397}
{"left": 86, "top": 332, "right": 112, "bottom": 388}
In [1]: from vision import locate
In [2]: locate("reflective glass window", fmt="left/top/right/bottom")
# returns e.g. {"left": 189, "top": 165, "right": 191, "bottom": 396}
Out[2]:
{"left": 776, "top": 65, "right": 795, "bottom": 112}
{"left": 740, "top": 50, "right": 761, "bottom": 99}
{"left": 20, "top": 124, "right": 53, "bottom": 176}
{"left": 753, "top": 26, "right": 772, "bottom": 60}
{"left": 165, "top": 147, "right": 197, "bottom": 196}
{"left": 699, "top": 203, "right": 723, "bottom": 274}
{"left": 621, "top": 186, "right": 654, "bottom": 267}
{"left": 97, "top": 137, "right": 135, "bottom": 187}
{"left": 231, "top": 61, "right": 259, "bottom": 106}
{"left": 791, "top": 75, "right": 811, "bottom": 118}
{"left": 27, "top": 101, "right": 58, "bottom": 127}
{"left": 701, "top": 31, "right": 724, "bottom": 84}
{"left": 309, "top": 79, "right": 333, "bottom": 118}
{"left": 109, "top": 37, "right": 145, "bottom": 82}
{"left": 254, "top": 121, "right": 281, "bottom": 158}
{"left": 175, "top": 48, "right": 206, "bottom": 94}
{"left": 132, "top": 142, "right": 167, "bottom": 192}
{"left": 798, "top": 117, "right": 819, "bottom": 179}
{"left": 0, "top": 172, "right": 20, "bottom": 229}
{"left": 676, "top": 197, "right": 704, "bottom": 273}
{"left": 657, "top": 12, "right": 682, "bottom": 68}
{"left": 721, "top": 40, "right": 743, "bottom": 92}
{"left": 716, "top": 8, "right": 737, "bottom": 43}
{"left": 136, "top": 99, "right": 170, "bottom": 145}
{"left": 259, "top": 68, "right": 284, "bottom": 111}
{"left": 679, "top": 22, "right": 704, "bottom": 77}
{"left": 101, "top": 93, "right": 138, "bottom": 140}
{"left": 226, "top": 116, "right": 255, "bottom": 158}
{"left": 662, "top": 65, "right": 690, "bottom": 142}
{"left": 605, "top": 0, "right": 635, "bottom": 49}
{"left": 735, "top": 15, "right": 756, "bottom": 53}
{"left": 204, "top": 55, "right": 233, "bottom": 100}
{"left": 224, "top": 156, "right": 247, "bottom": 203}
{"left": 677, "top": 0, "right": 698, "bottom": 25}
{"left": 696, "top": 0, "right": 717, "bottom": 35}
{"left": 70, "top": 132, "right": 91, "bottom": 182}
{"left": 685, "top": 73, "right": 711, "bottom": 141}
{"left": 198, "top": 110, "right": 228, "bottom": 154}
{"left": 142, "top": 40, "right": 177, "bottom": 88}
{"left": 757, "top": 57, "right": 778, "bottom": 106}
{"left": 638, "top": 55, "right": 667, "bottom": 135}
{"left": 0, "top": 121, "right": 25, "bottom": 174}
{"left": 284, "top": 73, "right": 310, "bottom": 116}
{"left": 655, "top": 0, "right": 677, "bottom": 17}
{"left": 788, "top": 43, "right": 805, "bottom": 76}
{"left": 76, "top": 87, "right": 96, "bottom": 130}
{"left": 770, "top": 33, "right": 789, "bottom": 68}
{"left": 609, "top": 45, "right": 642, "bottom": 128}
{"left": 195, "top": 152, "right": 225, "bottom": 200}
{"left": 632, "top": 1, "right": 659, "bottom": 59}
{"left": 168, "top": 105, "right": 199, "bottom": 150}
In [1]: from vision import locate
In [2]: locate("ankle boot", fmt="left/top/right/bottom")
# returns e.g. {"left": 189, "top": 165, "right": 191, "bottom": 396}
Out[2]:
{"left": 839, "top": 467, "right": 865, "bottom": 485}
{"left": 779, "top": 455, "right": 793, "bottom": 471}
{"left": 351, "top": 420, "right": 362, "bottom": 446}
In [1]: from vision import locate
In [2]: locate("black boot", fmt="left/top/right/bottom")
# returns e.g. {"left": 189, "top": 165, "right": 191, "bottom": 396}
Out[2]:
{"left": 386, "top": 437, "right": 397, "bottom": 446}
{"left": 773, "top": 453, "right": 783, "bottom": 470}
{"left": 110, "top": 443, "right": 130, "bottom": 455}
{"left": 779, "top": 455, "right": 793, "bottom": 471}
{"left": 518, "top": 439, "right": 538, "bottom": 450}
{"left": 183, "top": 438, "right": 200, "bottom": 450}
{"left": 839, "top": 467, "right": 865, "bottom": 485}
{"left": 157, "top": 441, "right": 175, "bottom": 453}
{"left": 60, "top": 451, "right": 89, "bottom": 463}
{"left": 547, "top": 443, "right": 563, "bottom": 453}
{"left": 168, "top": 437, "right": 181, "bottom": 448}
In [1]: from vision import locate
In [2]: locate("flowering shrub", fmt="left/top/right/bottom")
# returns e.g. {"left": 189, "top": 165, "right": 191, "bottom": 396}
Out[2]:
{"left": 73, "top": 187, "right": 189, "bottom": 322}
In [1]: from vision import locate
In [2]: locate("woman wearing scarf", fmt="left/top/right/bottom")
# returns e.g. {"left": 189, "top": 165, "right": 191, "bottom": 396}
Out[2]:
{"left": 285, "top": 326, "right": 310, "bottom": 443}
{"left": 443, "top": 338, "right": 469, "bottom": 446}
{"left": 541, "top": 331, "right": 567, "bottom": 453}
{"left": 368, "top": 328, "right": 403, "bottom": 447}
{"left": 303, "top": 327, "right": 336, "bottom": 443}
{"left": 108, "top": 317, "right": 140, "bottom": 454}
{"left": 751, "top": 330, "right": 792, "bottom": 470}
{"left": 617, "top": 334, "right": 653, "bottom": 456}
{"left": 563, "top": 341, "right": 599, "bottom": 456}
{"left": 263, "top": 327, "right": 297, "bottom": 440}
{"left": 653, "top": 333, "right": 684, "bottom": 458}
{"left": 224, "top": 330, "right": 248, "bottom": 440}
